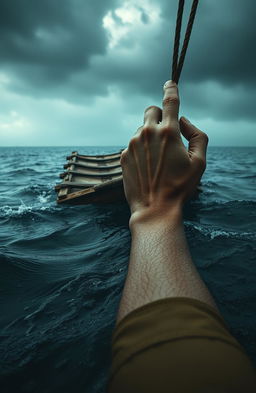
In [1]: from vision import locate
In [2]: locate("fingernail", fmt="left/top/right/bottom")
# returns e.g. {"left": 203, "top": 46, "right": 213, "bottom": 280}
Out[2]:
{"left": 164, "top": 80, "right": 176, "bottom": 88}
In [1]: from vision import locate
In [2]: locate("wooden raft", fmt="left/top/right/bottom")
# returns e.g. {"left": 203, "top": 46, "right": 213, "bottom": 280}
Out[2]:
{"left": 55, "top": 150, "right": 125, "bottom": 204}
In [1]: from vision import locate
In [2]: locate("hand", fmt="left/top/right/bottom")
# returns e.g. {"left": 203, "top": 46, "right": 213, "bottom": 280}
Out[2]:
{"left": 120, "top": 80, "right": 209, "bottom": 224}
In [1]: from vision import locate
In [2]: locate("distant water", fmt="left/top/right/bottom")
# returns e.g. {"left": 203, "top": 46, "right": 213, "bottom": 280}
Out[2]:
{"left": 0, "top": 146, "right": 255, "bottom": 393}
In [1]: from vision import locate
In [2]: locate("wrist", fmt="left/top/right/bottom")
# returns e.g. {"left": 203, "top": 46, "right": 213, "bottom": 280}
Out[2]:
{"left": 129, "top": 202, "right": 183, "bottom": 232}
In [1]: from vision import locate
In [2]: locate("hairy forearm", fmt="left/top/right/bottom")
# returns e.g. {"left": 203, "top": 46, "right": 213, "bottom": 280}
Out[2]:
{"left": 116, "top": 206, "right": 218, "bottom": 323}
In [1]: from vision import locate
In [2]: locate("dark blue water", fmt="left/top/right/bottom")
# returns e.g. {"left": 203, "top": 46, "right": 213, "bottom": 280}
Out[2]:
{"left": 0, "top": 146, "right": 255, "bottom": 393}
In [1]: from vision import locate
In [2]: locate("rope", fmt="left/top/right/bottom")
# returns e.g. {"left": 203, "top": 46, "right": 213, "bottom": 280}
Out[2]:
{"left": 172, "top": 0, "right": 185, "bottom": 82}
{"left": 171, "top": 0, "right": 199, "bottom": 84}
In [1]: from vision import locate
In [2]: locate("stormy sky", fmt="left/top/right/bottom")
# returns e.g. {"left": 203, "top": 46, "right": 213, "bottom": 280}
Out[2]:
{"left": 0, "top": 0, "right": 255, "bottom": 146}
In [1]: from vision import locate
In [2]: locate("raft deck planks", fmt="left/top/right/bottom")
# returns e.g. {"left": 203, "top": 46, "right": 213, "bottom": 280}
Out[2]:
{"left": 55, "top": 150, "right": 125, "bottom": 204}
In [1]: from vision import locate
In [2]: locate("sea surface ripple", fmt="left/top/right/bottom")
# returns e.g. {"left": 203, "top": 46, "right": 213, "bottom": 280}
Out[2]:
{"left": 0, "top": 146, "right": 255, "bottom": 393}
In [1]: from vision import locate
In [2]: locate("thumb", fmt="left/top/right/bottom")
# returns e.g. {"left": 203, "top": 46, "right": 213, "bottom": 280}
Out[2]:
{"left": 179, "top": 116, "right": 209, "bottom": 161}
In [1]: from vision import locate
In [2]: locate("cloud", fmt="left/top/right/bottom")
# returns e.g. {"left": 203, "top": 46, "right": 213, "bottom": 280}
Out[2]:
{"left": 0, "top": 0, "right": 118, "bottom": 91}
{"left": 0, "top": 0, "right": 255, "bottom": 146}
{"left": 179, "top": 81, "right": 256, "bottom": 121}
{"left": 159, "top": 0, "right": 256, "bottom": 84}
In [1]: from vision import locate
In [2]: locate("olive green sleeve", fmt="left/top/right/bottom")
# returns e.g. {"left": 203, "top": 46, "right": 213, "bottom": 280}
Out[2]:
{"left": 107, "top": 297, "right": 256, "bottom": 393}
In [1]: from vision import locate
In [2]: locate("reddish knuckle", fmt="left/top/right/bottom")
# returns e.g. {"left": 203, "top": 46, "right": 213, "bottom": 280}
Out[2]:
{"left": 163, "top": 94, "right": 179, "bottom": 107}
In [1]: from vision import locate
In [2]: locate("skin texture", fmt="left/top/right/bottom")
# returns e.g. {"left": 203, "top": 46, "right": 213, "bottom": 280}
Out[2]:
{"left": 116, "top": 80, "right": 218, "bottom": 324}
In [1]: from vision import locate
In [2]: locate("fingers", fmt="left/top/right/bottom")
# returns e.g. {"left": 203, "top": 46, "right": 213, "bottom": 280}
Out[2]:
{"left": 162, "top": 80, "right": 180, "bottom": 124}
{"left": 144, "top": 106, "right": 162, "bottom": 125}
{"left": 179, "top": 117, "right": 209, "bottom": 162}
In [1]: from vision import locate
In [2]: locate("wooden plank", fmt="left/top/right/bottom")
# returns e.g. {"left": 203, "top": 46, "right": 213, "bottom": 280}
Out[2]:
{"left": 64, "top": 161, "right": 121, "bottom": 170}
{"left": 66, "top": 154, "right": 121, "bottom": 163}
{"left": 57, "top": 152, "right": 78, "bottom": 198}
{"left": 59, "top": 169, "right": 122, "bottom": 179}
{"left": 74, "top": 158, "right": 120, "bottom": 168}
{"left": 57, "top": 178, "right": 125, "bottom": 204}
{"left": 56, "top": 175, "right": 123, "bottom": 190}
{"left": 66, "top": 151, "right": 123, "bottom": 160}
{"left": 57, "top": 174, "right": 70, "bottom": 199}
{"left": 56, "top": 151, "right": 125, "bottom": 204}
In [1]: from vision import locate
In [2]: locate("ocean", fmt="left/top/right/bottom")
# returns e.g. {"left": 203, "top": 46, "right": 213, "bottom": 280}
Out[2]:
{"left": 0, "top": 146, "right": 255, "bottom": 393}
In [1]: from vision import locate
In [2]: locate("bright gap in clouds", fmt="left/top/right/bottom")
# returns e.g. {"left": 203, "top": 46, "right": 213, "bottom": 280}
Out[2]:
{"left": 102, "top": 0, "right": 160, "bottom": 48}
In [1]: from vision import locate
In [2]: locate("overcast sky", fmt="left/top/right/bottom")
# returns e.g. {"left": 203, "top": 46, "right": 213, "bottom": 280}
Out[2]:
{"left": 0, "top": 0, "right": 255, "bottom": 146}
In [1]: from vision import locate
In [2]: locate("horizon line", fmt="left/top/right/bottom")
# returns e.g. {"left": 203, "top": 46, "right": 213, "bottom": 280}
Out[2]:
{"left": 0, "top": 145, "right": 256, "bottom": 148}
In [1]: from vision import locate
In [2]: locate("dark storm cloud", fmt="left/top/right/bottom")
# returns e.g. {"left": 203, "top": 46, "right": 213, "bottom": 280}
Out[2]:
{"left": 71, "top": 0, "right": 256, "bottom": 106}
{"left": 106, "top": 0, "right": 256, "bottom": 90}
{"left": 88, "top": 0, "right": 256, "bottom": 123}
{"left": 0, "top": 0, "right": 256, "bottom": 124}
{"left": 172, "top": 0, "right": 256, "bottom": 86}
{"left": 0, "top": 0, "right": 118, "bottom": 84}
{"left": 1, "top": 0, "right": 255, "bottom": 88}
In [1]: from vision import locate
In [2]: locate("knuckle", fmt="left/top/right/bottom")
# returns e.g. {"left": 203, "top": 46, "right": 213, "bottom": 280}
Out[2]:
{"left": 159, "top": 123, "right": 178, "bottom": 138}
{"left": 141, "top": 125, "right": 154, "bottom": 138}
{"left": 145, "top": 105, "right": 159, "bottom": 113}
{"left": 162, "top": 94, "right": 180, "bottom": 107}
{"left": 128, "top": 135, "right": 139, "bottom": 148}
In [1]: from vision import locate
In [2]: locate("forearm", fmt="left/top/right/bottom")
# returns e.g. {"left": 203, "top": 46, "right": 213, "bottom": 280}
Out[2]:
{"left": 116, "top": 81, "right": 217, "bottom": 324}
{"left": 116, "top": 206, "right": 218, "bottom": 323}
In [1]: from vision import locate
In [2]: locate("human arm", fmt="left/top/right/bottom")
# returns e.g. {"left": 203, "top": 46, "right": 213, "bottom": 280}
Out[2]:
{"left": 108, "top": 81, "right": 256, "bottom": 393}
{"left": 116, "top": 80, "right": 218, "bottom": 324}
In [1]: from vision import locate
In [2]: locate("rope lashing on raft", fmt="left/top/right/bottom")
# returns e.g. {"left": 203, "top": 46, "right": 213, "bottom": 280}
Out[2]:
{"left": 172, "top": 0, "right": 199, "bottom": 84}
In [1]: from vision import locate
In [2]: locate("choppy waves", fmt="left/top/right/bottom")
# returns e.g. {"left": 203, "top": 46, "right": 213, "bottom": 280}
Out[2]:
{"left": 0, "top": 146, "right": 256, "bottom": 393}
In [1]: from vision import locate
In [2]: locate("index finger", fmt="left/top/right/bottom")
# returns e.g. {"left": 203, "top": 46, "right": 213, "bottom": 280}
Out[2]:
{"left": 162, "top": 80, "right": 180, "bottom": 123}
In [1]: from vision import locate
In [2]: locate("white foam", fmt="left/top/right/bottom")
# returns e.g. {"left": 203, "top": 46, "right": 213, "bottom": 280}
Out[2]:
{"left": 0, "top": 201, "right": 58, "bottom": 217}
{"left": 37, "top": 191, "right": 51, "bottom": 204}
{"left": 185, "top": 221, "right": 255, "bottom": 241}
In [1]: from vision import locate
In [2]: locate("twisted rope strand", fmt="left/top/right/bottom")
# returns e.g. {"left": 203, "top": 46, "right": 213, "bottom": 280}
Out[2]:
{"left": 171, "top": 0, "right": 185, "bottom": 82}
{"left": 172, "top": 0, "right": 199, "bottom": 84}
